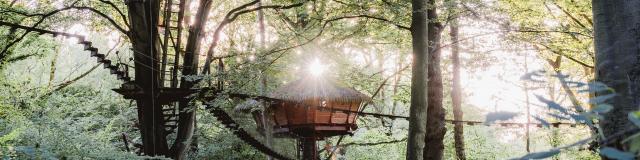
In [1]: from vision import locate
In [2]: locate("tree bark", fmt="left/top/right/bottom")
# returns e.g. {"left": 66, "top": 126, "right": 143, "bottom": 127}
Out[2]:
{"left": 170, "top": 0, "right": 213, "bottom": 159}
{"left": 126, "top": 0, "right": 167, "bottom": 156}
{"left": 47, "top": 46, "right": 60, "bottom": 89}
{"left": 449, "top": 3, "right": 466, "bottom": 159}
{"left": 592, "top": 0, "right": 640, "bottom": 152}
{"left": 257, "top": 1, "right": 274, "bottom": 159}
{"left": 407, "top": 0, "right": 429, "bottom": 159}
{"left": 423, "top": 0, "right": 445, "bottom": 159}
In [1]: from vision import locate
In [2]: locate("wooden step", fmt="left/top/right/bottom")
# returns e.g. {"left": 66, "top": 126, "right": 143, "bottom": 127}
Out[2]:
{"left": 102, "top": 60, "right": 111, "bottom": 68}
{"left": 84, "top": 46, "right": 97, "bottom": 51}
{"left": 108, "top": 65, "right": 117, "bottom": 71}
{"left": 115, "top": 71, "right": 124, "bottom": 76}
{"left": 96, "top": 55, "right": 106, "bottom": 63}
{"left": 102, "top": 59, "right": 111, "bottom": 64}
{"left": 116, "top": 72, "right": 128, "bottom": 80}
{"left": 79, "top": 41, "right": 91, "bottom": 45}
{"left": 116, "top": 73, "right": 124, "bottom": 79}
{"left": 108, "top": 65, "right": 118, "bottom": 71}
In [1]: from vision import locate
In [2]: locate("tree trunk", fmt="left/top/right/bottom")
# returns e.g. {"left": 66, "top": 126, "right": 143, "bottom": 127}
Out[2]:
{"left": 391, "top": 53, "right": 403, "bottom": 116}
{"left": 424, "top": 0, "right": 446, "bottom": 159}
{"left": 126, "top": 0, "right": 168, "bottom": 156}
{"left": 256, "top": 1, "right": 274, "bottom": 159}
{"left": 170, "top": 0, "right": 213, "bottom": 159}
{"left": 407, "top": 0, "right": 429, "bottom": 159}
{"left": 302, "top": 137, "right": 317, "bottom": 160}
{"left": 592, "top": 0, "right": 640, "bottom": 152}
{"left": 449, "top": 5, "right": 466, "bottom": 159}
{"left": 544, "top": 56, "right": 562, "bottom": 160}
{"left": 47, "top": 46, "right": 59, "bottom": 89}
{"left": 523, "top": 53, "right": 531, "bottom": 153}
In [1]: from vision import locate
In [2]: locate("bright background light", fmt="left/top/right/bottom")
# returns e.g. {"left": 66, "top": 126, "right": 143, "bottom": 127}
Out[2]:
{"left": 308, "top": 59, "right": 326, "bottom": 76}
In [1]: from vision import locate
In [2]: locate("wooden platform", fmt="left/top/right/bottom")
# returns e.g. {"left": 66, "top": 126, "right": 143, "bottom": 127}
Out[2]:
{"left": 272, "top": 123, "right": 357, "bottom": 138}
{"left": 112, "top": 87, "right": 200, "bottom": 104}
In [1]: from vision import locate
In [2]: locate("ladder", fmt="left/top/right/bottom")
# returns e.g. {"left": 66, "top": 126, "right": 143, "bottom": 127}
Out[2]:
{"left": 159, "top": 0, "right": 186, "bottom": 88}
{"left": 159, "top": 0, "right": 186, "bottom": 135}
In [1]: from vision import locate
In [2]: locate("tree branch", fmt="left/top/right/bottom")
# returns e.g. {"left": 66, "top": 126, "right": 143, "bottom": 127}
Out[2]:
{"left": 69, "top": 6, "right": 128, "bottom": 35}
{"left": 551, "top": 2, "right": 589, "bottom": 31}
{"left": 325, "top": 14, "right": 410, "bottom": 30}
{"left": 201, "top": 0, "right": 307, "bottom": 74}
{"left": 0, "top": 5, "right": 128, "bottom": 56}
{"left": 1, "top": 5, "right": 128, "bottom": 34}
{"left": 98, "top": 0, "right": 130, "bottom": 28}
{"left": 535, "top": 43, "right": 594, "bottom": 69}
{"left": 48, "top": 38, "right": 121, "bottom": 94}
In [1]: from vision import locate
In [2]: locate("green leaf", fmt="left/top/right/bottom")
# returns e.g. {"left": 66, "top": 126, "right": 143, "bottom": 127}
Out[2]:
{"left": 566, "top": 81, "right": 587, "bottom": 88}
{"left": 589, "top": 94, "right": 616, "bottom": 104}
{"left": 569, "top": 113, "right": 595, "bottom": 128}
{"left": 547, "top": 113, "right": 570, "bottom": 121}
{"left": 520, "top": 71, "right": 546, "bottom": 83}
{"left": 533, "top": 116, "right": 550, "bottom": 128}
{"left": 628, "top": 112, "right": 640, "bottom": 127}
{"left": 592, "top": 104, "right": 613, "bottom": 113}
{"left": 626, "top": 134, "right": 640, "bottom": 153}
{"left": 551, "top": 73, "right": 569, "bottom": 79}
{"left": 578, "top": 82, "right": 612, "bottom": 93}
{"left": 536, "top": 95, "right": 568, "bottom": 114}
{"left": 600, "top": 147, "right": 634, "bottom": 160}
{"left": 512, "top": 149, "right": 560, "bottom": 160}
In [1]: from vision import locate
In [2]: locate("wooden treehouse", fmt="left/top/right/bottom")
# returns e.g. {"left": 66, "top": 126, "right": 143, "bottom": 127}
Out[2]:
{"left": 263, "top": 76, "right": 370, "bottom": 159}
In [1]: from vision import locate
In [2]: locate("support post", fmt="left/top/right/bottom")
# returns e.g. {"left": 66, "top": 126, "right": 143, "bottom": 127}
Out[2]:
{"left": 302, "top": 137, "right": 317, "bottom": 160}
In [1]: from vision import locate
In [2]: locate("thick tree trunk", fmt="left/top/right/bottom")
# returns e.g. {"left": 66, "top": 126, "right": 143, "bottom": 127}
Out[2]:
{"left": 170, "top": 0, "right": 213, "bottom": 159}
{"left": 407, "top": 0, "right": 429, "bottom": 159}
{"left": 449, "top": 7, "right": 466, "bottom": 160}
{"left": 423, "top": 0, "right": 446, "bottom": 158}
{"left": 592, "top": 0, "right": 640, "bottom": 151}
{"left": 126, "top": 0, "right": 168, "bottom": 156}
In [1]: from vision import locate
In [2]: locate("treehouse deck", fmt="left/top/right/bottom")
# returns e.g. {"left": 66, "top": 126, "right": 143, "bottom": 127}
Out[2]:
{"left": 271, "top": 100, "right": 360, "bottom": 138}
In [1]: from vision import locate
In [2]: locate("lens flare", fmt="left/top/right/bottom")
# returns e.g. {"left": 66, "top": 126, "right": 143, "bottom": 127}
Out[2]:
{"left": 308, "top": 59, "right": 326, "bottom": 76}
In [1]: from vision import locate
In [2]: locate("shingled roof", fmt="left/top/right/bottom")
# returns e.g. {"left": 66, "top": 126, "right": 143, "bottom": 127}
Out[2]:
{"left": 269, "top": 76, "right": 370, "bottom": 103}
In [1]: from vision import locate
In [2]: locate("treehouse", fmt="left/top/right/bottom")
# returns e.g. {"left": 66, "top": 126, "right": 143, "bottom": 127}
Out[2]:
{"left": 268, "top": 77, "right": 369, "bottom": 138}
{"left": 266, "top": 76, "right": 370, "bottom": 159}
